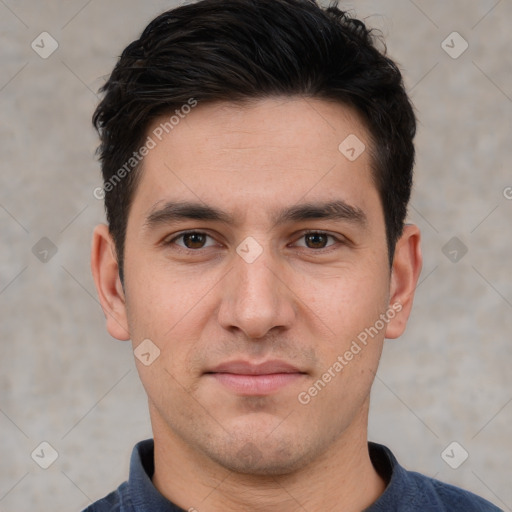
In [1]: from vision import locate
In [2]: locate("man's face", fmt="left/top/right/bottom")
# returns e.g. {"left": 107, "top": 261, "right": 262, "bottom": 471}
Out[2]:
{"left": 122, "top": 98, "right": 393, "bottom": 474}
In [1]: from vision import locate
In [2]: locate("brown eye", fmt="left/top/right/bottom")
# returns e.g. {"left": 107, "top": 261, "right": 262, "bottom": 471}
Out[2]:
{"left": 304, "top": 232, "right": 329, "bottom": 249}
{"left": 182, "top": 232, "right": 207, "bottom": 249}
{"left": 168, "top": 231, "right": 216, "bottom": 250}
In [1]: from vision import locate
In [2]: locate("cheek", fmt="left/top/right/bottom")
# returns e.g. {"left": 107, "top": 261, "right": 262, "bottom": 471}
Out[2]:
{"left": 305, "top": 267, "right": 389, "bottom": 399}
{"left": 124, "top": 253, "right": 215, "bottom": 333}
{"left": 124, "top": 263, "right": 217, "bottom": 388}
{"left": 311, "top": 268, "right": 389, "bottom": 335}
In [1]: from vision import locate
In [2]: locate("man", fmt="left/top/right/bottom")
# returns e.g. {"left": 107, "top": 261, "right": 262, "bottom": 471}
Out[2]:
{"left": 87, "top": 0, "right": 502, "bottom": 510}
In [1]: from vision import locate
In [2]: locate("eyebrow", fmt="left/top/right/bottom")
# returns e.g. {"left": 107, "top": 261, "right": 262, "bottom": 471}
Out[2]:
{"left": 144, "top": 199, "right": 367, "bottom": 230}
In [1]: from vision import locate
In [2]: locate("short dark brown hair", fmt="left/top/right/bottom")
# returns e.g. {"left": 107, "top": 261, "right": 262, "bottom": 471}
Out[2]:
{"left": 92, "top": 0, "right": 416, "bottom": 283}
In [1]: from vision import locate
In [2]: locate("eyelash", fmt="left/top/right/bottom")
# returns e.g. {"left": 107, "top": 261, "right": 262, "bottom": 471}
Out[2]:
{"left": 164, "top": 230, "right": 344, "bottom": 254}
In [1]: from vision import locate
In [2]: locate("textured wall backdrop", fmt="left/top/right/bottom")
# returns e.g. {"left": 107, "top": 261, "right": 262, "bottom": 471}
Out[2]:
{"left": 1, "top": 0, "right": 511, "bottom": 510}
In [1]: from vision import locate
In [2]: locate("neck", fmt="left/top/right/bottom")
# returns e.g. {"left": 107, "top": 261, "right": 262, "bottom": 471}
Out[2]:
{"left": 150, "top": 400, "right": 386, "bottom": 512}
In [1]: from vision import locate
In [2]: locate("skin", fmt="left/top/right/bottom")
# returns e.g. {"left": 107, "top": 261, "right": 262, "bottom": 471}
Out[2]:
{"left": 91, "top": 97, "right": 422, "bottom": 512}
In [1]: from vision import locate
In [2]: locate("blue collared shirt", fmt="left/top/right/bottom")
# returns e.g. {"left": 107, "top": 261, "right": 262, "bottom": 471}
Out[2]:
{"left": 83, "top": 439, "right": 503, "bottom": 511}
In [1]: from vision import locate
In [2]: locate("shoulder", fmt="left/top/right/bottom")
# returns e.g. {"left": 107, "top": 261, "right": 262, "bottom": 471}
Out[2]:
{"left": 405, "top": 470, "right": 503, "bottom": 511}
{"left": 81, "top": 482, "right": 129, "bottom": 512}
{"left": 80, "top": 439, "right": 154, "bottom": 512}
{"left": 368, "top": 443, "right": 503, "bottom": 511}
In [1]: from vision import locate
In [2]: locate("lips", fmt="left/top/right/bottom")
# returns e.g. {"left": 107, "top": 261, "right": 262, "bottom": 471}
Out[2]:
{"left": 206, "top": 360, "right": 304, "bottom": 375}
{"left": 205, "top": 360, "right": 306, "bottom": 395}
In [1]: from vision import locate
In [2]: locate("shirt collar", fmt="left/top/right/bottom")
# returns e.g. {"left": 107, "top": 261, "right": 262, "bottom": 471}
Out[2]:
{"left": 128, "top": 438, "right": 185, "bottom": 511}
{"left": 365, "top": 441, "right": 412, "bottom": 511}
{"left": 127, "top": 438, "right": 403, "bottom": 511}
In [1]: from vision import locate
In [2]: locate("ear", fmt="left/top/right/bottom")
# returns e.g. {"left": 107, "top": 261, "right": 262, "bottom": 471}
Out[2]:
{"left": 90, "top": 224, "right": 130, "bottom": 341}
{"left": 385, "top": 224, "right": 423, "bottom": 339}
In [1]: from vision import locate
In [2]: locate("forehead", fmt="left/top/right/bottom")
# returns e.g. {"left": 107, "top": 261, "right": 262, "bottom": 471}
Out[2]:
{"left": 132, "top": 97, "right": 379, "bottom": 224}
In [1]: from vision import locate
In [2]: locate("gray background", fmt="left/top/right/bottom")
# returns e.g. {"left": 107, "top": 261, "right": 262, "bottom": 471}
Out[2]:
{"left": 1, "top": 0, "right": 511, "bottom": 510}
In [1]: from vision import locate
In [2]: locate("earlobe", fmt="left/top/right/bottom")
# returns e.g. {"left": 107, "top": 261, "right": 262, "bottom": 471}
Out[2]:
{"left": 385, "top": 224, "right": 423, "bottom": 340}
{"left": 90, "top": 224, "right": 131, "bottom": 341}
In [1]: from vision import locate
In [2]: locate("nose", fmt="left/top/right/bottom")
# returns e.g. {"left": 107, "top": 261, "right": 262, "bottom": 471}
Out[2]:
{"left": 216, "top": 245, "right": 296, "bottom": 340}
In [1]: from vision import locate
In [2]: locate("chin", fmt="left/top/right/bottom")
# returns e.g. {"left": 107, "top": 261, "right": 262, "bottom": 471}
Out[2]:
{"left": 204, "top": 431, "right": 318, "bottom": 476}
{"left": 214, "top": 449, "right": 305, "bottom": 476}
